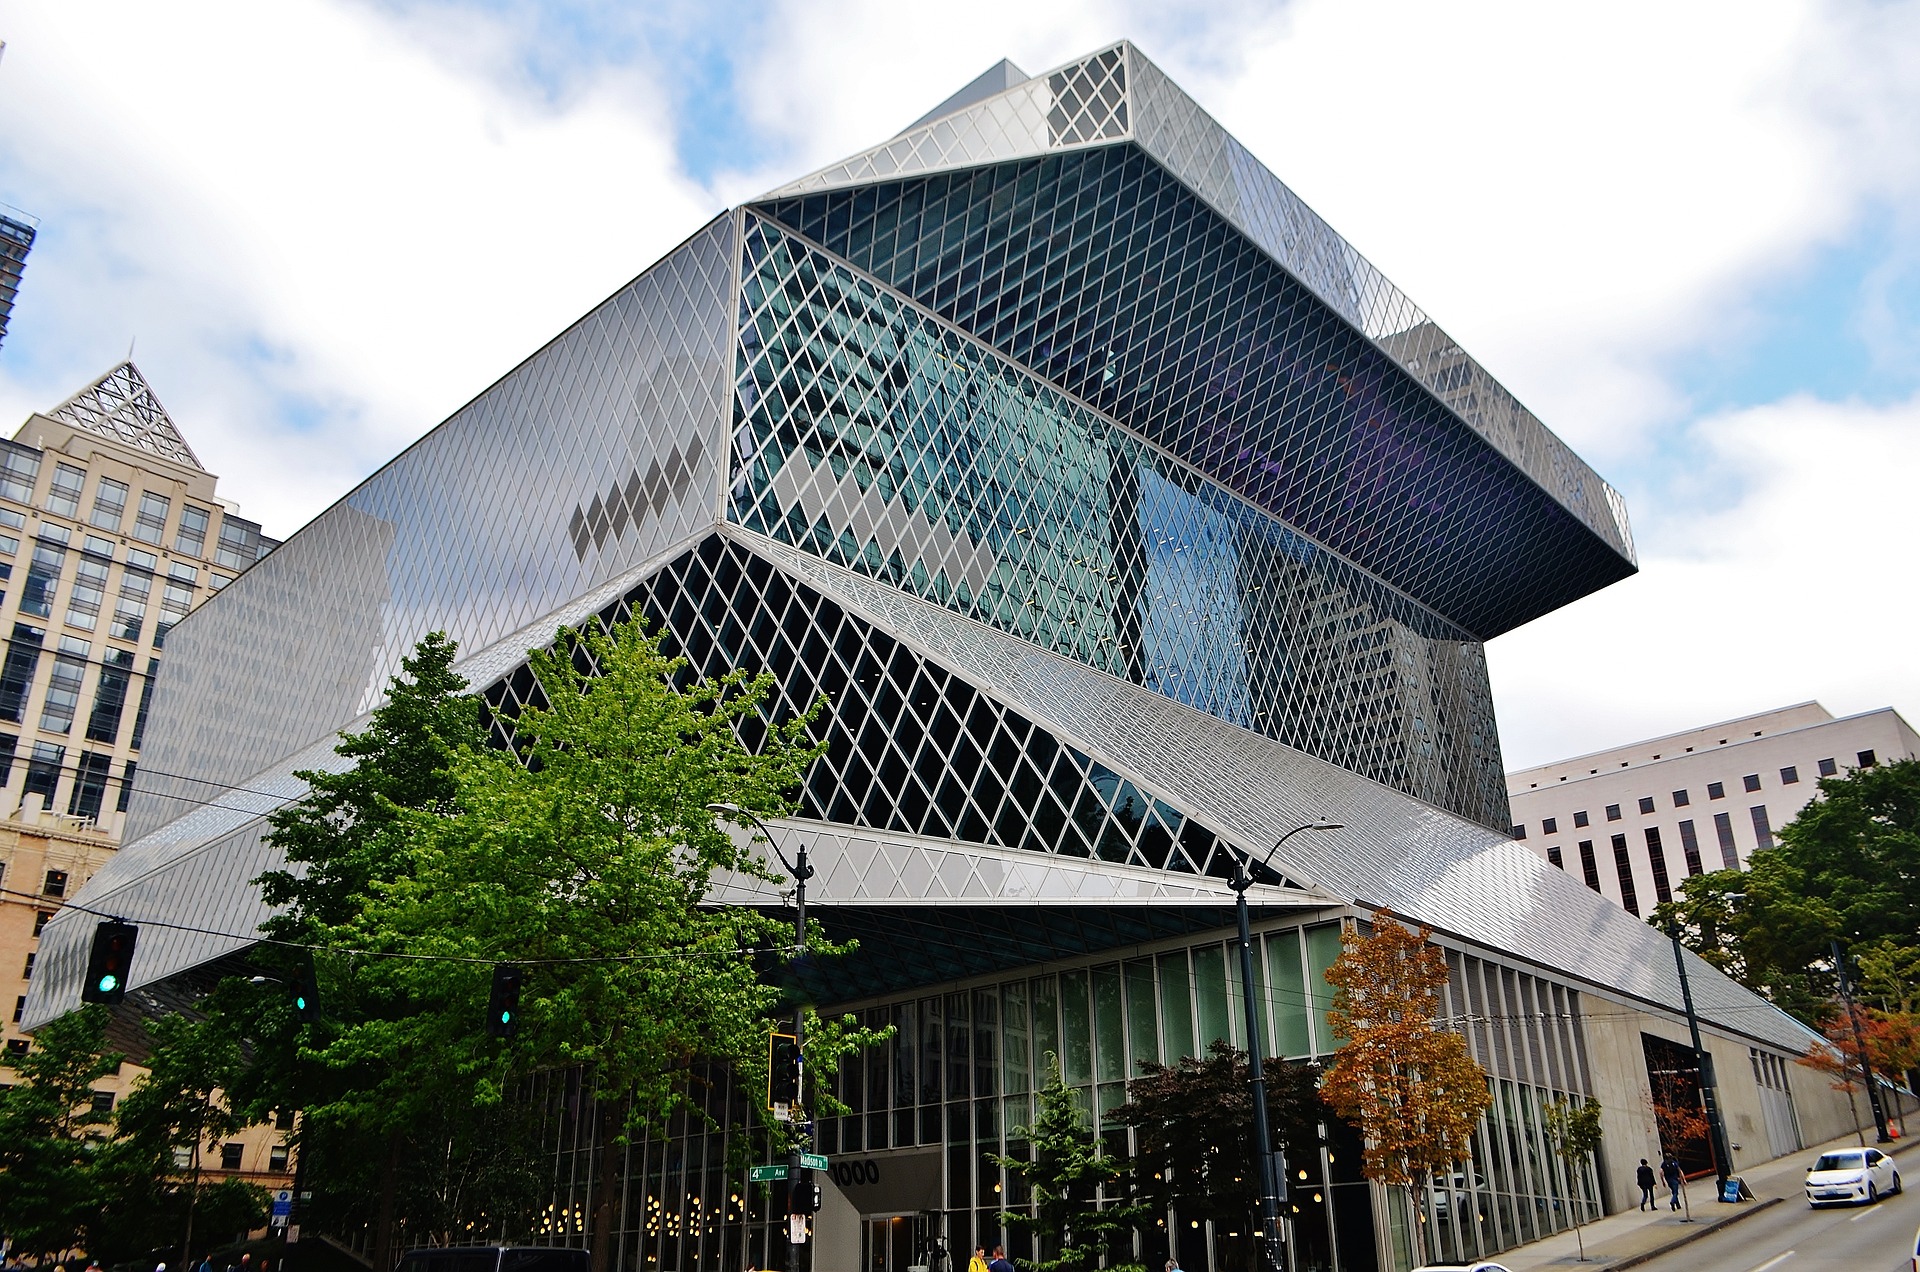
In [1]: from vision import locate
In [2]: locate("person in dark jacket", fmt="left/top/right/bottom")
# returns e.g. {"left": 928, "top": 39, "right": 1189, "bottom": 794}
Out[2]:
{"left": 1662, "top": 1155, "right": 1685, "bottom": 1210}
{"left": 1636, "top": 1158, "right": 1657, "bottom": 1210}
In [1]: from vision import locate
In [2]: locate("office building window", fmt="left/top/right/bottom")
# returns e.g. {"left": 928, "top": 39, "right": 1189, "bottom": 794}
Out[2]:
{"left": 1818, "top": 757, "right": 1837, "bottom": 777}
{"left": 89, "top": 478, "right": 129, "bottom": 532}
{"left": 24, "top": 742, "right": 64, "bottom": 811}
{"left": 68, "top": 751, "right": 113, "bottom": 823}
{"left": 6, "top": 1038, "right": 29, "bottom": 1058}
{"left": 90, "top": 1091, "right": 114, "bottom": 1115}
{"left": 1605, "top": 804, "right": 1622, "bottom": 821}
{"left": 22, "top": 952, "right": 33, "bottom": 979}
{"left": 1547, "top": 845, "right": 1564, "bottom": 869}
{"left": 112, "top": 571, "right": 149, "bottom": 643}
{"left": 1713, "top": 812, "right": 1738, "bottom": 869}
{"left": 85, "top": 649, "right": 134, "bottom": 744}
{"left": 1750, "top": 805, "right": 1774, "bottom": 851}
{"left": 1578, "top": 840, "right": 1601, "bottom": 893}
{"left": 269, "top": 1144, "right": 290, "bottom": 1172}
{"left": 1779, "top": 765, "right": 1798, "bottom": 785}
{"left": 0, "top": 731, "right": 14, "bottom": 785}
{"left": 0, "top": 447, "right": 40, "bottom": 503}
{"left": 174, "top": 505, "right": 212, "bottom": 556}
{"left": 131, "top": 492, "right": 170, "bottom": 544}
{"left": 0, "top": 623, "right": 45, "bottom": 722}
{"left": 32, "top": 910, "right": 50, "bottom": 936}
{"left": 220, "top": 1143, "right": 244, "bottom": 1171}
{"left": 1542, "top": 817, "right": 1557, "bottom": 834}
{"left": 1573, "top": 810, "right": 1590, "bottom": 828}
{"left": 130, "top": 659, "right": 158, "bottom": 750}
{"left": 154, "top": 582, "right": 193, "bottom": 648}
{"left": 66, "top": 555, "right": 107, "bottom": 631}
{"left": 1858, "top": 750, "right": 1877, "bottom": 768}
{"left": 39, "top": 651, "right": 87, "bottom": 734}
{"left": 43, "top": 463, "right": 84, "bottom": 518}
{"left": 21, "top": 542, "right": 65, "bottom": 618}
{"left": 11, "top": 995, "right": 22, "bottom": 1024}
{"left": 1611, "top": 834, "right": 1639, "bottom": 915}
{"left": 1678, "top": 819, "right": 1703, "bottom": 875}
{"left": 116, "top": 761, "right": 138, "bottom": 813}
{"left": 1510, "top": 824, "right": 1525, "bottom": 840}
{"left": 1708, "top": 781, "right": 1726, "bottom": 800}
{"left": 1638, "top": 796, "right": 1656, "bottom": 815}
{"left": 1743, "top": 773, "right": 1761, "bottom": 792}
{"left": 215, "top": 518, "right": 266, "bottom": 571}
{"left": 1672, "top": 789, "right": 1690, "bottom": 807}
{"left": 1645, "top": 827, "right": 1672, "bottom": 906}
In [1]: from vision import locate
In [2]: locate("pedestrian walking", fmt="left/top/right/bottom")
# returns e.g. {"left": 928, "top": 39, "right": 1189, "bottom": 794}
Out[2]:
{"left": 988, "top": 1248, "right": 1015, "bottom": 1272}
{"left": 1661, "top": 1155, "right": 1684, "bottom": 1210}
{"left": 1636, "top": 1158, "right": 1656, "bottom": 1209}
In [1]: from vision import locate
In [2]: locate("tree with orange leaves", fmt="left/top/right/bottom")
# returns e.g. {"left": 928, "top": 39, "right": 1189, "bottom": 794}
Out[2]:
{"left": 1320, "top": 910, "right": 1492, "bottom": 1268}
{"left": 1800, "top": 1003, "right": 1920, "bottom": 1139}
{"left": 1645, "top": 1072, "right": 1710, "bottom": 1219}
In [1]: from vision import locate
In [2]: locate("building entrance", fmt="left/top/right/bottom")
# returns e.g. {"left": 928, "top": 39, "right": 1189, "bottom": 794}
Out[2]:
{"left": 861, "top": 1213, "right": 946, "bottom": 1272}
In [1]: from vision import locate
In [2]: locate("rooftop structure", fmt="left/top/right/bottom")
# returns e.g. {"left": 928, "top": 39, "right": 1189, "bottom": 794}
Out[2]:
{"left": 0, "top": 204, "right": 36, "bottom": 353}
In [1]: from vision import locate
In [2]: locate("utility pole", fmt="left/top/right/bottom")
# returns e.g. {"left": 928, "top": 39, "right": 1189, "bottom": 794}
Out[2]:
{"left": 712, "top": 804, "right": 816, "bottom": 1270}
{"left": 1228, "top": 821, "right": 1340, "bottom": 1272}
{"left": 1665, "top": 918, "right": 1735, "bottom": 1195}
{"left": 1833, "top": 939, "right": 1892, "bottom": 1144}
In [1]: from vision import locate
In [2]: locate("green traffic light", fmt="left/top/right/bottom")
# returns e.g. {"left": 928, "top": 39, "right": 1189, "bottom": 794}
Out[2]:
{"left": 499, "top": 1010, "right": 512, "bottom": 1024}
{"left": 295, "top": 995, "right": 308, "bottom": 1010}
{"left": 97, "top": 973, "right": 119, "bottom": 993}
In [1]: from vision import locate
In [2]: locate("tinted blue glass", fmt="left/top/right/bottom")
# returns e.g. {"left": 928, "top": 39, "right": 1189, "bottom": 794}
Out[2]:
{"left": 729, "top": 215, "right": 1504, "bottom": 826}
{"left": 756, "top": 146, "right": 1634, "bottom": 638}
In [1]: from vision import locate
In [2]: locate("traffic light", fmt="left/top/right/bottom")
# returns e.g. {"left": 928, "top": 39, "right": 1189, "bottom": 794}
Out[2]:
{"left": 292, "top": 952, "right": 321, "bottom": 1022}
{"left": 768, "top": 1032, "right": 800, "bottom": 1108}
{"left": 787, "top": 1153, "right": 819, "bottom": 1214}
{"left": 80, "top": 920, "right": 138, "bottom": 1005}
{"left": 487, "top": 964, "right": 522, "bottom": 1038}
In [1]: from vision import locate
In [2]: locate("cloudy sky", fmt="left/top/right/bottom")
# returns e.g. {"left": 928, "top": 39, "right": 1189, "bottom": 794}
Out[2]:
{"left": 0, "top": 0, "right": 1916, "bottom": 770}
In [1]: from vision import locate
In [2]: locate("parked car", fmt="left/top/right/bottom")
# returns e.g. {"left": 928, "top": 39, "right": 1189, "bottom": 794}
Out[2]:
{"left": 1803, "top": 1146, "right": 1902, "bottom": 1206}
{"left": 1426, "top": 1169, "right": 1487, "bottom": 1219}
{"left": 395, "top": 1247, "right": 591, "bottom": 1272}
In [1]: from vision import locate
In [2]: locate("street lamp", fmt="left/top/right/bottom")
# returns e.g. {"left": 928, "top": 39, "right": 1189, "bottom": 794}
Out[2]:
{"left": 708, "top": 803, "right": 817, "bottom": 1264}
{"left": 1662, "top": 915, "right": 1737, "bottom": 1195}
{"left": 1228, "top": 820, "right": 1342, "bottom": 1272}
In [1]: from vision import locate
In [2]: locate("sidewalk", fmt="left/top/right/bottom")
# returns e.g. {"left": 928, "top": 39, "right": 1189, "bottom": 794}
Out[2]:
{"left": 1498, "top": 1128, "right": 1917, "bottom": 1270}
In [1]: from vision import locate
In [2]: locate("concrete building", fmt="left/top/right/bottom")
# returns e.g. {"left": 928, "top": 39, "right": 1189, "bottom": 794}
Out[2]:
{"left": 1507, "top": 702, "right": 1920, "bottom": 915}
{"left": 22, "top": 44, "right": 1866, "bottom": 1272}
{"left": 0, "top": 361, "right": 280, "bottom": 1183}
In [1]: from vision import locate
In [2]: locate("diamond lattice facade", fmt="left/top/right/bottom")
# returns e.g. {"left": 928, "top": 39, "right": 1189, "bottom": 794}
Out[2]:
{"left": 24, "top": 43, "right": 1857, "bottom": 1272}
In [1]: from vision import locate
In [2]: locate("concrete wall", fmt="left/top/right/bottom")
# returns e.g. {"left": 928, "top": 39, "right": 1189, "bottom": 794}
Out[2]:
{"left": 1581, "top": 998, "right": 1870, "bottom": 1213}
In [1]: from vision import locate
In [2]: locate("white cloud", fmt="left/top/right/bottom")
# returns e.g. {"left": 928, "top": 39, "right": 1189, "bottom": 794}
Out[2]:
{"left": 0, "top": 0, "right": 711, "bottom": 537}
{"left": 1489, "top": 391, "right": 1920, "bottom": 766}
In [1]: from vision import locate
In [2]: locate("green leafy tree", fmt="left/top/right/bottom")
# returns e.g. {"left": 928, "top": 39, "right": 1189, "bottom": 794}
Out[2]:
{"left": 1541, "top": 1097, "right": 1603, "bottom": 1261}
{"left": 995, "top": 1053, "right": 1148, "bottom": 1272}
{"left": 358, "top": 617, "right": 834, "bottom": 1272}
{"left": 0, "top": 1005, "right": 119, "bottom": 1260}
{"left": 233, "top": 628, "right": 501, "bottom": 1272}
{"left": 1658, "top": 759, "right": 1920, "bottom": 1021}
{"left": 1110, "top": 1040, "right": 1323, "bottom": 1245}
{"left": 91, "top": 1012, "right": 265, "bottom": 1267}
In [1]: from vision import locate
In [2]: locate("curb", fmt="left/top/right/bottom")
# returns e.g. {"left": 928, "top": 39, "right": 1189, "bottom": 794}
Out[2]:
{"left": 1597, "top": 1195, "right": 1783, "bottom": 1270}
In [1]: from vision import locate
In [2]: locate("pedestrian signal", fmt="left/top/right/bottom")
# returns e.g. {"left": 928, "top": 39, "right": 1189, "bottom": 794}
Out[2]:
{"left": 81, "top": 921, "right": 138, "bottom": 1005}
{"left": 487, "top": 964, "right": 522, "bottom": 1039}
{"left": 769, "top": 1032, "right": 800, "bottom": 1108}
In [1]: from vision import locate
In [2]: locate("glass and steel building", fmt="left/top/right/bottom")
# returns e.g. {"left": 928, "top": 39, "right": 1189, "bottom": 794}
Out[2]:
{"left": 0, "top": 203, "right": 36, "bottom": 353}
{"left": 24, "top": 44, "right": 1850, "bottom": 1272}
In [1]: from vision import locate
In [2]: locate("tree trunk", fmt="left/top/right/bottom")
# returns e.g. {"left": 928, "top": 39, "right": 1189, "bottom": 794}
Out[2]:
{"left": 1406, "top": 1180, "right": 1428, "bottom": 1268}
{"left": 373, "top": 1131, "right": 403, "bottom": 1272}
{"left": 589, "top": 1097, "right": 623, "bottom": 1272}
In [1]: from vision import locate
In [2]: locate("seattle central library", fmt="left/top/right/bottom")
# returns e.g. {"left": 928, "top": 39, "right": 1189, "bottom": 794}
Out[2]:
{"left": 28, "top": 43, "right": 1855, "bottom": 1272}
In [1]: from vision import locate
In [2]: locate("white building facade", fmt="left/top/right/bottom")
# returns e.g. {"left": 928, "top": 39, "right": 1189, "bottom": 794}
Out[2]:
{"left": 1507, "top": 702, "right": 1920, "bottom": 915}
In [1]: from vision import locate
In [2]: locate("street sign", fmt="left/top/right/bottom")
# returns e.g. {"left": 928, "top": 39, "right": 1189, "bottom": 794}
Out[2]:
{"left": 800, "top": 1152, "right": 828, "bottom": 1170}
{"left": 270, "top": 1190, "right": 293, "bottom": 1227}
{"left": 788, "top": 1214, "right": 807, "bottom": 1245}
{"left": 748, "top": 1165, "right": 788, "bottom": 1182}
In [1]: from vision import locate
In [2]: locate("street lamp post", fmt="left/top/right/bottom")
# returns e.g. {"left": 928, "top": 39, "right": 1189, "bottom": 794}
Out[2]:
{"left": 1228, "top": 821, "right": 1342, "bottom": 1272}
{"left": 1832, "top": 939, "right": 1892, "bottom": 1144}
{"left": 1663, "top": 917, "right": 1736, "bottom": 1196}
{"left": 710, "top": 803, "right": 816, "bottom": 1263}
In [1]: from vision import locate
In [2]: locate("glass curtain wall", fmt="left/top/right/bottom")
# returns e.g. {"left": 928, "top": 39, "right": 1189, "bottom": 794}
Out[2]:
{"left": 515, "top": 924, "right": 1600, "bottom": 1272}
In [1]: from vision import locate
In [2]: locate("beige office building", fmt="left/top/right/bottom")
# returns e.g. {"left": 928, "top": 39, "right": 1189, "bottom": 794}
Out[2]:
{"left": 0, "top": 361, "right": 289, "bottom": 1182}
{"left": 1507, "top": 702, "right": 1920, "bottom": 915}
